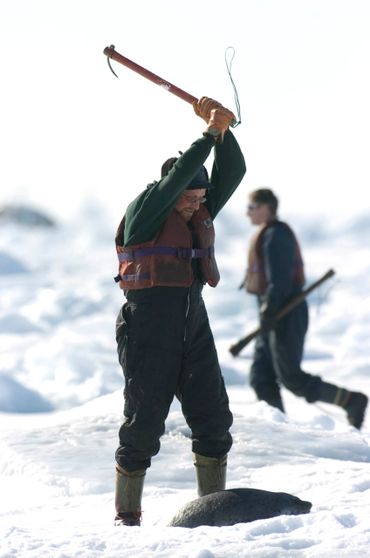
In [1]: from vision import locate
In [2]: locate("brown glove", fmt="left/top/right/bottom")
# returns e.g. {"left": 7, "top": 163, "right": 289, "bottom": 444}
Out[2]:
{"left": 205, "top": 107, "right": 236, "bottom": 142}
{"left": 193, "top": 96, "right": 223, "bottom": 123}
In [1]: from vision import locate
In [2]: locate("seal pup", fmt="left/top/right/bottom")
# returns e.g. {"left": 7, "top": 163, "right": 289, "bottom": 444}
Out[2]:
{"left": 169, "top": 488, "right": 312, "bottom": 528}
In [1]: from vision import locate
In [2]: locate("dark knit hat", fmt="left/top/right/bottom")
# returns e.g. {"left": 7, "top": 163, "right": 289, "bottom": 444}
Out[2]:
{"left": 161, "top": 157, "right": 214, "bottom": 190}
{"left": 186, "top": 165, "right": 213, "bottom": 190}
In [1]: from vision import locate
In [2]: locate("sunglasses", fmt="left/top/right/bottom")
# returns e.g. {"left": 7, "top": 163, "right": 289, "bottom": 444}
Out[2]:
{"left": 182, "top": 194, "right": 207, "bottom": 205}
{"left": 247, "top": 202, "right": 261, "bottom": 210}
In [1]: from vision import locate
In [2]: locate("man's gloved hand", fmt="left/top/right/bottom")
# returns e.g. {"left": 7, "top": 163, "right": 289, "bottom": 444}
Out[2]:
{"left": 193, "top": 96, "right": 223, "bottom": 122}
{"left": 205, "top": 107, "right": 235, "bottom": 142}
{"left": 193, "top": 96, "right": 235, "bottom": 141}
{"left": 259, "top": 304, "right": 277, "bottom": 332}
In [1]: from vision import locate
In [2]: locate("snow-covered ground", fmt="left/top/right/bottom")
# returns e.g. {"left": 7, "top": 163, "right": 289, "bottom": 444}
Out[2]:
{"left": 1, "top": 201, "right": 369, "bottom": 558}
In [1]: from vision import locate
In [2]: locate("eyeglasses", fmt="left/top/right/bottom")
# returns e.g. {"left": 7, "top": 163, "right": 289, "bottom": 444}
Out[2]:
{"left": 247, "top": 202, "right": 260, "bottom": 210}
{"left": 182, "top": 194, "right": 207, "bottom": 205}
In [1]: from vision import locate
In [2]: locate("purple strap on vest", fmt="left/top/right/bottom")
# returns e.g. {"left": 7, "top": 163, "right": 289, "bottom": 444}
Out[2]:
{"left": 118, "top": 246, "right": 213, "bottom": 262}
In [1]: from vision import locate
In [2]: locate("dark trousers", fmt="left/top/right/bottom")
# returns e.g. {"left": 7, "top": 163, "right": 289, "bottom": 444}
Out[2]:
{"left": 115, "top": 282, "right": 233, "bottom": 471}
{"left": 250, "top": 300, "right": 323, "bottom": 405}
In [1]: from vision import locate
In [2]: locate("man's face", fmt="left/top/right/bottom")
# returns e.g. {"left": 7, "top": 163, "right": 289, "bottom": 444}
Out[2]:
{"left": 175, "top": 188, "right": 207, "bottom": 222}
{"left": 246, "top": 200, "right": 272, "bottom": 225}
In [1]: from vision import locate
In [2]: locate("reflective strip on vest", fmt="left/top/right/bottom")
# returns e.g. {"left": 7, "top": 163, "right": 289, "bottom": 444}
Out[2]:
{"left": 114, "top": 272, "right": 151, "bottom": 283}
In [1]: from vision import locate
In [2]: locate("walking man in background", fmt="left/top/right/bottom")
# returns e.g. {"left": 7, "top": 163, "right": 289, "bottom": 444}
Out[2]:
{"left": 242, "top": 188, "right": 368, "bottom": 428}
{"left": 113, "top": 97, "right": 246, "bottom": 526}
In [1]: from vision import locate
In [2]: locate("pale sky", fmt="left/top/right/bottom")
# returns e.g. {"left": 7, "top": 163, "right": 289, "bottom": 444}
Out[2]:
{"left": 1, "top": 0, "right": 369, "bottom": 223}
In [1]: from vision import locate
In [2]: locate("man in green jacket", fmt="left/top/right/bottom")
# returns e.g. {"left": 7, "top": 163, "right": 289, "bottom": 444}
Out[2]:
{"left": 114, "top": 97, "right": 246, "bottom": 526}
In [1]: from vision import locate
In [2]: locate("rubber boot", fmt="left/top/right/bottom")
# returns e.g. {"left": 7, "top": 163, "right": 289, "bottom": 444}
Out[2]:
{"left": 193, "top": 453, "right": 227, "bottom": 497}
{"left": 334, "top": 388, "right": 368, "bottom": 429}
{"left": 316, "top": 382, "right": 368, "bottom": 430}
{"left": 114, "top": 465, "right": 146, "bottom": 526}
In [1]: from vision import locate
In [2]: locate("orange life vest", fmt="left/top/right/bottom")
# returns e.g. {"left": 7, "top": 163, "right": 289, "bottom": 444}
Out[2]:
{"left": 245, "top": 221, "right": 305, "bottom": 294}
{"left": 115, "top": 205, "right": 220, "bottom": 290}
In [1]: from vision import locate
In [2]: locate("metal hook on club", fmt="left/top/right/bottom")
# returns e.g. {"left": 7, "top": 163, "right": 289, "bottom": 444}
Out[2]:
{"left": 106, "top": 45, "right": 119, "bottom": 78}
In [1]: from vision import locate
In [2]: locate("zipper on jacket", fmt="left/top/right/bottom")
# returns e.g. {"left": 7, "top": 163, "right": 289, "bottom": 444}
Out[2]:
{"left": 183, "top": 287, "right": 191, "bottom": 341}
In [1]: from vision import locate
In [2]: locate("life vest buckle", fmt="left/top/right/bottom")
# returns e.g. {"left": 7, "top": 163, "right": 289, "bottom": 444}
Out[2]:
{"left": 177, "top": 247, "right": 192, "bottom": 259}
